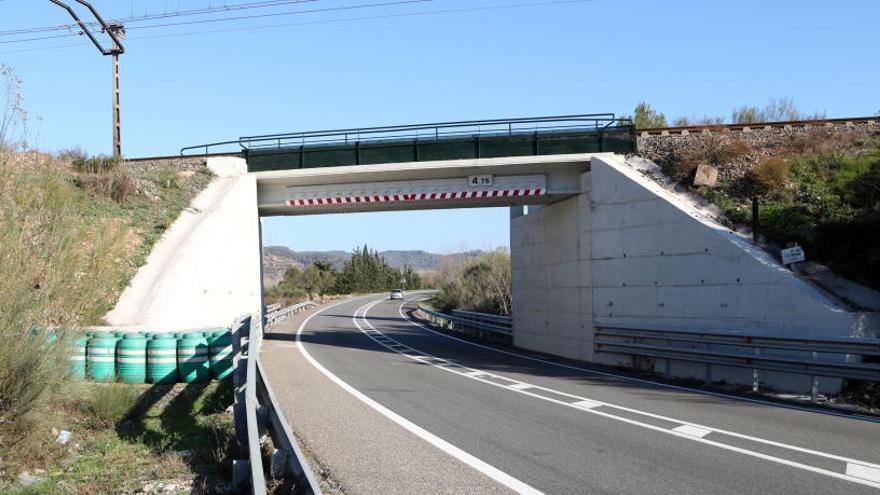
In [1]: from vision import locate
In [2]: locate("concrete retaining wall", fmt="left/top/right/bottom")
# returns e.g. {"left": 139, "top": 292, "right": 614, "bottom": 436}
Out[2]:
{"left": 105, "top": 157, "right": 263, "bottom": 329}
{"left": 511, "top": 153, "right": 874, "bottom": 393}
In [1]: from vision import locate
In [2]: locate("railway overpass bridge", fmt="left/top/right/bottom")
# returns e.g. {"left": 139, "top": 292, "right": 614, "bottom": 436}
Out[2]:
{"left": 105, "top": 114, "right": 880, "bottom": 493}
{"left": 110, "top": 114, "right": 874, "bottom": 392}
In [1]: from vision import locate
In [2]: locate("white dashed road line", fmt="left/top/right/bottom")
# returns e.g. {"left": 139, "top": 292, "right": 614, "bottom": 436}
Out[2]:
{"left": 343, "top": 297, "right": 880, "bottom": 489}
{"left": 295, "top": 298, "right": 545, "bottom": 495}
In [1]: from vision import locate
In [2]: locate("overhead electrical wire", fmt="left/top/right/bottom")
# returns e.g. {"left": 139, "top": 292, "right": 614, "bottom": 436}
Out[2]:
{"left": 0, "top": 0, "right": 594, "bottom": 55}
{"left": 0, "top": 0, "right": 320, "bottom": 37}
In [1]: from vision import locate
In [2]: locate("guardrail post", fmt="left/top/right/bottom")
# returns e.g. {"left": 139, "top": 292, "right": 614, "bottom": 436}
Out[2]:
{"left": 232, "top": 317, "right": 250, "bottom": 459}
{"left": 752, "top": 347, "right": 761, "bottom": 393}
{"left": 810, "top": 351, "right": 819, "bottom": 402}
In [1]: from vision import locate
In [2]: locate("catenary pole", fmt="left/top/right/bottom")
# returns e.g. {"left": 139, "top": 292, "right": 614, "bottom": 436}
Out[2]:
{"left": 47, "top": 1, "right": 125, "bottom": 158}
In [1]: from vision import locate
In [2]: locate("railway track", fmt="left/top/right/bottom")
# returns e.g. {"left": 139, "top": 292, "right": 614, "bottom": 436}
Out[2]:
{"left": 127, "top": 116, "right": 879, "bottom": 162}
{"left": 637, "top": 115, "right": 878, "bottom": 136}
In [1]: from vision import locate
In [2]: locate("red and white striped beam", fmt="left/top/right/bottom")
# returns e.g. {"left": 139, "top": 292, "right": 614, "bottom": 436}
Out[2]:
{"left": 286, "top": 175, "right": 546, "bottom": 208}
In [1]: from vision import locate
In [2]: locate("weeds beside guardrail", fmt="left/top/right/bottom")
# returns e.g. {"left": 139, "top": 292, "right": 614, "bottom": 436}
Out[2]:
{"left": 231, "top": 301, "right": 322, "bottom": 495}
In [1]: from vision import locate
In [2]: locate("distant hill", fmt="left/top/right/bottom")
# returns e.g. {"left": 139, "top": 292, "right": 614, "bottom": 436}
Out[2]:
{"left": 262, "top": 245, "right": 486, "bottom": 287}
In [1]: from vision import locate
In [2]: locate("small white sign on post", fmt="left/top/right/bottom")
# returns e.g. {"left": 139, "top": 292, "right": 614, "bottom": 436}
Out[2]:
{"left": 468, "top": 175, "right": 493, "bottom": 187}
{"left": 781, "top": 245, "right": 806, "bottom": 265}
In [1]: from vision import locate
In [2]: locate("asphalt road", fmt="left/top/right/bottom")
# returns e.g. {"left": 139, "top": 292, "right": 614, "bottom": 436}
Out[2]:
{"left": 283, "top": 294, "right": 880, "bottom": 494}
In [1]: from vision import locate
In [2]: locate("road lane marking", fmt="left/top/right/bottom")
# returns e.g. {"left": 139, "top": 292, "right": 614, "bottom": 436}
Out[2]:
{"left": 295, "top": 298, "right": 545, "bottom": 495}
{"left": 572, "top": 399, "right": 602, "bottom": 410}
{"left": 342, "top": 297, "right": 880, "bottom": 490}
{"left": 509, "top": 383, "right": 533, "bottom": 390}
{"left": 398, "top": 298, "right": 880, "bottom": 426}
{"left": 673, "top": 425, "right": 712, "bottom": 438}
{"left": 397, "top": 298, "right": 880, "bottom": 464}
{"left": 847, "top": 463, "right": 880, "bottom": 483}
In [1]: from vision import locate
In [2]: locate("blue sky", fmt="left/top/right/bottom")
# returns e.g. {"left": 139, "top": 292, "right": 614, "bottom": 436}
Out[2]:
{"left": 1, "top": 0, "right": 877, "bottom": 252}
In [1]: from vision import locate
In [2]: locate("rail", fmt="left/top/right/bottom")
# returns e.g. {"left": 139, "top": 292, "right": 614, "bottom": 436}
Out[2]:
{"left": 231, "top": 302, "right": 322, "bottom": 494}
{"left": 594, "top": 326, "right": 880, "bottom": 401}
{"left": 415, "top": 304, "right": 512, "bottom": 340}
{"left": 636, "top": 115, "right": 878, "bottom": 136}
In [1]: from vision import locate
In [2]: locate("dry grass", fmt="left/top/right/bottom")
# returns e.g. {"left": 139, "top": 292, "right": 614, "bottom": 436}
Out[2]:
{"left": 668, "top": 135, "right": 752, "bottom": 182}
{"left": 784, "top": 127, "right": 868, "bottom": 156}
{"left": 0, "top": 158, "right": 129, "bottom": 443}
{"left": 752, "top": 157, "right": 792, "bottom": 194}
{"left": 71, "top": 156, "right": 136, "bottom": 203}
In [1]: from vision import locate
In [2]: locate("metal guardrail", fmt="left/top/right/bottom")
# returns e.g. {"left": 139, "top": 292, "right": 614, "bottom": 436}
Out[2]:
{"left": 594, "top": 326, "right": 880, "bottom": 401}
{"left": 231, "top": 301, "right": 322, "bottom": 494}
{"left": 265, "top": 301, "right": 317, "bottom": 327}
{"left": 450, "top": 308, "right": 512, "bottom": 327}
{"left": 416, "top": 304, "right": 512, "bottom": 340}
{"left": 181, "top": 114, "right": 630, "bottom": 155}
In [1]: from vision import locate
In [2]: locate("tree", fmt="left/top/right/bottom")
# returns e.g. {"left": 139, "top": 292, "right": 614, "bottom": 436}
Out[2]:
{"left": 731, "top": 105, "right": 762, "bottom": 124}
{"left": 630, "top": 101, "right": 667, "bottom": 129}
{"left": 731, "top": 98, "right": 822, "bottom": 124}
{"left": 334, "top": 245, "right": 400, "bottom": 293}
{"left": 432, "top": 249, "right": 512, "bottom": 316}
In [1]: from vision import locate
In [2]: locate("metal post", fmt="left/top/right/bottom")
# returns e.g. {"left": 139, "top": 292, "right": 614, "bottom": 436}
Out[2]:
{"left": 810, "top": 351, "right": 819, "bottom": 402}
{"left": 48, "top": 2, "right": 125, "bottom": 157}
{"left": 752, "top": 196, "right": 759, "bottom": 244}
{"left": 112, "top": 52, "right": 121, "bottom": 158}
{"left": 752, "top": 347, "right": 760, "bottom": 393}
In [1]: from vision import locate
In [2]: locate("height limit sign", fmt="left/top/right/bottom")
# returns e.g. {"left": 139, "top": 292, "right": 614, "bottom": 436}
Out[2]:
{"left": 468, "top": 175, "right": 493, "bottom": 187}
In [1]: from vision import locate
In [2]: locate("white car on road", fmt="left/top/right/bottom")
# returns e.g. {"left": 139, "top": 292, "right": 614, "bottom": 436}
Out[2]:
{"left": 389, "top": 289, "right": 403, "bottom": 300}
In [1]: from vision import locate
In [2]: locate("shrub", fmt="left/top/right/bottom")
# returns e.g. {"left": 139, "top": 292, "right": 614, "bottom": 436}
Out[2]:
{"left": 630, "top": 101, "right": 667, "bottom": 129}
{"left": 752, "top": 157, "right": 792, "bottom": 194}
{"left": 154, "top": 165, "right": 179, "bottom": 190}
{"left": 0, "top": 160, "right": 127, "bottom": 435}
{"left": 84, "top": 383, "right": 140, "bottom": 428}
{"left": 848, "top": 162, "right": 880, "bottom": 210}
{"left": 432, "top": 250, "right": 511, "bottom": 316}
{"left": 71, "top": 155, "right": 135, "bottom": 203}
{"left": 668, "top": 135, "right": 751, "bottom": 183}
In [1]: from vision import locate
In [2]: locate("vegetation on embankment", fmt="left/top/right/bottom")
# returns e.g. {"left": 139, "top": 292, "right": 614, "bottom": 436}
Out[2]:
{"left": 0, "top": 152, "right": 223, "bottom": 492}
{"left": 2, "top": 381, "right": 234, "bottom": 494}
{"left": 641, "top": 123, "right": 880, "bottom": 291}
{"left": 265, "top": 244, "right": 423, "bottom": 305}
{"left": 430, "top": 249, "right": 512, "bottom": 316}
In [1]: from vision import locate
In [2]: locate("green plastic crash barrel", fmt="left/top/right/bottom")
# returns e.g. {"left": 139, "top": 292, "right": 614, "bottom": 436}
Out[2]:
{"left": 147, "top": 334, "right": 179, "bottom": 384}
{"left": 178, "top": 334, "right": 210, "bottom": 383}
{"left": 207, "top": 330, "right": 233, "bottom": 380}
{"left": 70, "top": 336, "right": 88, "bottom": 379}
{"left": 87, "top": 332, "right": 117, "bottom": 382}
{"left": 117, "top": 333, "right": 148, "bottom": 384}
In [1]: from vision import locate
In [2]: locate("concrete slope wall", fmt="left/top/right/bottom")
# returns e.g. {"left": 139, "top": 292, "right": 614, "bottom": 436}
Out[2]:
{"left": 511, "top": 153, "right": 873, "bottom": 391}
{"left": 588, "top": 153, "right": 861, "bottom": 338}
{"left": 106, "top": 158, "right": 262, "bottom": 329}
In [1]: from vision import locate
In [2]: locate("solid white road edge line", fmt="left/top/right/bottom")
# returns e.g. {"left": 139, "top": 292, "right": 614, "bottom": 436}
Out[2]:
{"left": 341, "top": 297, "right": 880, "bottom": 490}
{"left": 295, "top": 297, "right": 546, "bottom": 495}
{"left": 398, "top": 298, "right": 880, "bottom": 467}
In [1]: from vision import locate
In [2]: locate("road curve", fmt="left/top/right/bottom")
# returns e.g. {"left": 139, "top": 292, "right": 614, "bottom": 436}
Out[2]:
{"left": 269, "top": 294, "right": 880, "bottom": 494}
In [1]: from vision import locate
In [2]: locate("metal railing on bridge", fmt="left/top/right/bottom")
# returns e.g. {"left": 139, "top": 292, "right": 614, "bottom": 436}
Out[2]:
{"left": 231, "top": 301, "right": 321, "bottom": 495}
{"left": 181, "top": 114, "right": 636, "bottom": 171}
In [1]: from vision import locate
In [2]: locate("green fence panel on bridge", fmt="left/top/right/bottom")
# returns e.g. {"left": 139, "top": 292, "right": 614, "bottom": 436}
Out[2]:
{"left": 240, "top": 119, "right": 636, "bottom": 172}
